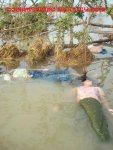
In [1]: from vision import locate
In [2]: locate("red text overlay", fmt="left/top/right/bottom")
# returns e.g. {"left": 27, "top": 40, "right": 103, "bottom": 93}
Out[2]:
{"left": 6, "top": 7, "right": 107, "bottom": 12}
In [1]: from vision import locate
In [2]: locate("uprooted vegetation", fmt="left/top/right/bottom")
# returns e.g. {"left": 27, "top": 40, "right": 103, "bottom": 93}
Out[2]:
{"left": 0, "top": 43, "right": 27, "bottom": 58}
{"left": 0, "top": 37, "right": 95, "bottom": 69}
{"left": 54, "top": 42, "right": 95, "bottom": 68}
{"left": 26, "top": 36, "right": 54, "bottom": 66}
{"left": 0, "top": 43, "right": 20, "bottom": 58}
{"left": 0, "top": 58, "right": 20, "bottom": 69}
{"left": 0, "top": 43, "right": 26, "bottom": 69}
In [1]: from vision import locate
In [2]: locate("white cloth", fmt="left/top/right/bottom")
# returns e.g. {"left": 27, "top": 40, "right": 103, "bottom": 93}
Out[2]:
{"left": 13, "top": 69, "right": 28, "bottom": 78}
{"left": 3, "top": 74, "right": 11, "bottom": 81}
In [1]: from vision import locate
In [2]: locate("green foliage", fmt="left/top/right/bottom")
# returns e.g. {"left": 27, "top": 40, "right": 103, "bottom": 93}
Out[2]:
{"left": 55, "top": 13, "right": 73, "bottom": 31}
{"left": 56, "top": 0, "right": 71, "bottom": 4}
{"left": 0, "top": 9, "right": 13, "bottom": 30}
{"left": 23, "top": 12, "right": 48, "bottom": 31}
{"left": 106, "top": 5, "right": 113, "bottom": 20}
{"left": 0, "top": 0, "right": 98, "bottom": 43}
{"left": 75, "top": 12, "right": 84, "bottom": 19}
{"left": 0, "top": 2, "right": 48, "bottom": 38}
{"left": 74, "top": 31, "right": 92, "bottom": 43}
{"left": 107, "top": 5, "right": 113, "bottom": 15}
{"left": 84, "top": 0, "right": 102, "bottom": 7}
{"left": 12, "top": 0, "right": 22, "bottom": 7}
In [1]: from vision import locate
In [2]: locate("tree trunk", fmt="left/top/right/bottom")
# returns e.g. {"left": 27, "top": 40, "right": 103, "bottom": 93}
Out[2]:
{"left": 70, "top": 1, "right": 74, "bottom": 45}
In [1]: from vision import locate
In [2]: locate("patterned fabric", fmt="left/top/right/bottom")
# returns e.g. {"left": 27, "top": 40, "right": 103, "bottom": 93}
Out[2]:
{"left": 79, "top": 97, "right": 110, "bottom": 141}
{"left": 77, "top": 86, "right": 101, "bottom": 102}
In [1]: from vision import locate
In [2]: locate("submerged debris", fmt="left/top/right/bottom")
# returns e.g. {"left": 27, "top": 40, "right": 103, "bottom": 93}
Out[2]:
{"left": 55, "top": 42, "right": 95, "bottom": 68}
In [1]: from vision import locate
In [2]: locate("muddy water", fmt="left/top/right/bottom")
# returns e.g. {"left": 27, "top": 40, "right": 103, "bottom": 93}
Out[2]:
{"left": 0, "top": 63, "right": 113, "bottom": 150}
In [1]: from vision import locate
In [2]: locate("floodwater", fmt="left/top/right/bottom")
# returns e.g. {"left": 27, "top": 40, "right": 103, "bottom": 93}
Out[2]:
{"left": 0, "top": 58, "right": 113, "bottom": 150}
{"left": 0, "top": 8, "right": 113, "bottom": 150}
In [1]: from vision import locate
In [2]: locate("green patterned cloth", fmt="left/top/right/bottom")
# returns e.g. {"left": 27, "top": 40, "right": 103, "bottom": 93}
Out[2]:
{"left": 79, "top": 97, "right": 110, "bottom": 141}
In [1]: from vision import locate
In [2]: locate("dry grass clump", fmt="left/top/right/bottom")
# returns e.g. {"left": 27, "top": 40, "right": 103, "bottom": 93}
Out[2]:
{"left": 26, "top": 36, "right": 53, "bottom": 65}
{"left": 0, "top": 43, "right": 21, "bottom": 58}
{"left": 55, "top": 42, "right": 95, "bottom": 67}
{"left": 0, "top": 58, "right": 20, "bottom": 69}
{"left": 0, "top": 43, "right": 27, "bottom": 69}
{"left": 0, "top": 43, "right": 26, "bottom": 69}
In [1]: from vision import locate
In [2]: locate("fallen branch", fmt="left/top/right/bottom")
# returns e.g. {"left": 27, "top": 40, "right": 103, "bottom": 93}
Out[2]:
{"left": 89, "top": 31, "right": 113, "bottom": 35}
{"left": 90, "top": 38, "right": 113, "bottom": 44}
{"left": 63, "top": 38, "right": 113, "bottom": 48}
{"left": 63, "top": 44, "right": 78, "bottom": 49}
{"left": 40, "top": 29, "right": 57, "bottom": 35}
{"left": 0, "top": 23, "right": 37, "bottom": 32}
{"left": 1, "top": 19, "right": 113, "bottom": 33}
{"left": 89, "top": 23, "right": 113, "bottom": 28}
{"left": 1, "top": 21, "right": 113, "bottom": 34}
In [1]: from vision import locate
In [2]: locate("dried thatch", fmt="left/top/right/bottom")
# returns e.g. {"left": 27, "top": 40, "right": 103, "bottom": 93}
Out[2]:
{"left": 0, "top": 43, "right": 27, "bottom": 69}
{"left": 55, "top": 43, "right": 95, "bottom": 68}
{"left": 0, "top": 58, "right": 20, "bottom": 69}
{"left": 26, "top": 36, "right": 53, "bottom": 65}
{"left": 0, "top": 43, "right": 21, "bottom": 58}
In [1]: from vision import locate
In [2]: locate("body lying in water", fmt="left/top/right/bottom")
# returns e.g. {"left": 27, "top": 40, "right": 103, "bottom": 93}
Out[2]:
{"left": 75, "top": 79, "right": 113, "bottom": 114}
{"left": 1, "top": 68, "right": 85, "bottom": 82}
{"left": 74, "top": 79, "right": 113, "bottom": 141}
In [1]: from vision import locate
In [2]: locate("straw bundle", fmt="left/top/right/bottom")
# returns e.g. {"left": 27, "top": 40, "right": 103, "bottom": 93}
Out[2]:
{"left": 27, "top": 36, "right": 52, "bottom": 65}
{"left": 0, "top": 43, "right": 21, "bottom": 58}
{"left": 55, "top": 43, "right": 95, "bottom": 67}
{"left": 0, "top": 58, "right": 20, "bottom": 69}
